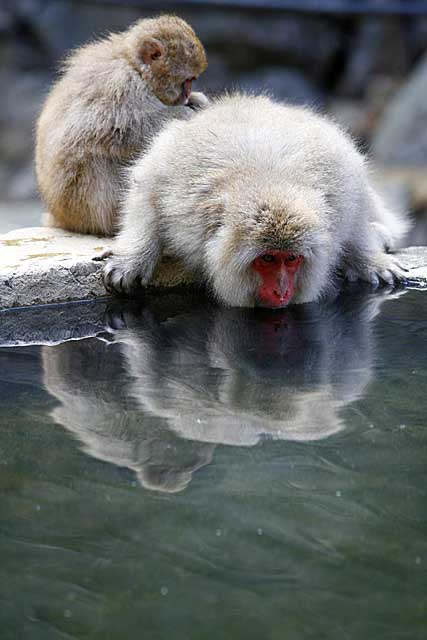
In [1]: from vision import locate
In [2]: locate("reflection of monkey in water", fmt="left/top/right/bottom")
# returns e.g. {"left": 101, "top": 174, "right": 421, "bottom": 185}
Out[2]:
{"left": 36, "top": 16, "right": 208, "bottom": 236}
{"left": 42, "top": 290, "right": 399, "bottom": 491}
{"left": 115, "top": 292, "right": 381, "bottom": 446}
{"left": 42, "top": 337, "right": 214, "bottom": 493}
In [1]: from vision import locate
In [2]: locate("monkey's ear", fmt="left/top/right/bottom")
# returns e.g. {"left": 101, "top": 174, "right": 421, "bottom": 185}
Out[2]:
{"left": 140, "top": 38, "right": 165, "bottom": 65}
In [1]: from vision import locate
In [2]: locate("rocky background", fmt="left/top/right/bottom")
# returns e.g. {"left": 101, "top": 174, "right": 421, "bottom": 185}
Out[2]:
{"left": 1, "top": 0, "right": 427, "bottom": 243}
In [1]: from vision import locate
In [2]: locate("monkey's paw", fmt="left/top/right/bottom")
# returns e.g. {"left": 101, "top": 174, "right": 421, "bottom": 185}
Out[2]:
{"left": 345, "top": 254, "right": 408, "bottom": 289}
{"left": 103, "top": 258, "right": 152, "bottom": 295}
{"left": 187, "top": 91, "right": 209, "bottom": 110}
{"left": 93, "top": 248, "right": 113, "bottom": 261}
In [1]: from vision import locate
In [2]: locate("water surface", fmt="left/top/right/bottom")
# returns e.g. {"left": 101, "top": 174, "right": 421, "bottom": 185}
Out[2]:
{"left": 0, "top": 200, "right": 43, "bottom": 234}
{"left": 1, "top": 289, "right": 426, "bottom": 639}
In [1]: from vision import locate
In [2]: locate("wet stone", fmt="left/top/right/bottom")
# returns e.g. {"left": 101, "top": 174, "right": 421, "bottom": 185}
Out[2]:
{"left": 0, "top": 227, "right": 109, "bottom": 309}
{"left": 0, "top": 226, "right": 197, "bottom": 310}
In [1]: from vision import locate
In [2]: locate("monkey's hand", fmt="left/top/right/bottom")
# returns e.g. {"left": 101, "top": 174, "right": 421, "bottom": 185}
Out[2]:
{"left": 103, "top": 255, "right": 155, "bottom": 295}
{"left": 344, "top": 253, "right": 408, "bottom": 289}
{"left": 187, "top": 91, "right": 209, "bottom": 110}
{"left": 93, "top": 248, "right": 113, "bottom": 261}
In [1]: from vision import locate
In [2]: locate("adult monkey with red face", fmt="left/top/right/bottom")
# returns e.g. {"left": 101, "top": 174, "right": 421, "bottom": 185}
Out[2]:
{"left": 104, "top": 95, "right": 409, "bottom": 308}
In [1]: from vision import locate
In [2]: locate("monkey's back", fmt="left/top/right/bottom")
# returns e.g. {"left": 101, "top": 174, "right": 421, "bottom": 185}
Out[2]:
{"left": 169, "top": 94, "right": 359, "bottom": 161}
{"left": 142, "top": 94, "right": 367, "bottom": 241}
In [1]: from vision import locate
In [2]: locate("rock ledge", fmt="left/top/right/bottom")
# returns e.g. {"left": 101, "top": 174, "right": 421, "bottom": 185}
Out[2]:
{"left": 1, "top": 227, "right": 426, "bottom": 311}
{"left": 0, "top": 227, "right": 196, "bottom": 309}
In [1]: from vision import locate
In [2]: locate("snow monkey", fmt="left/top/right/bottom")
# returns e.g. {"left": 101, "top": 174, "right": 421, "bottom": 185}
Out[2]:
{"left": 104, "top": 94, "right": 409, "bottom": 308}
{"left": 35, "top": 15, "right": 208, "bottom": 236}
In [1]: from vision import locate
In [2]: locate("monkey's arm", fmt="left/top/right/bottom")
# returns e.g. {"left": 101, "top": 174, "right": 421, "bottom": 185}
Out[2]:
{"left": 103, "top": 167, "right": 161, "bottom": 293}
{"left": 341, "top": 186, "right": 409, "bottom": 288}
{"left": 366, "top": 185, "right": 411, "bottom": 252}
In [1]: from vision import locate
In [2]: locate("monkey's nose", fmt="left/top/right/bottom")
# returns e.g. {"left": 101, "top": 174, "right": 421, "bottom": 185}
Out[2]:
{"left": 273, "top": 289, "right": 287, "bottom": 301}
{"left": 274, "top": 276, "right": 289, "bottom": 300}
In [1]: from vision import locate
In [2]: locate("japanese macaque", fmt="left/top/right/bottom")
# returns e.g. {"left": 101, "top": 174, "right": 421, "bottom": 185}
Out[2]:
{"left": 104, "top": 94, "right": 410, "bottom": 307}
{"left": 42, "top": 334, "right": 215, "bottom": 494}
{"left": 35, "top": 15, "right": 208, "bottom": 236}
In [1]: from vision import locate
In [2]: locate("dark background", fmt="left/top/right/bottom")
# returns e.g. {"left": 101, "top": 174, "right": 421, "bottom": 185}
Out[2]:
{"left": 1, "top": 0, "right": 427, "bottom": 243}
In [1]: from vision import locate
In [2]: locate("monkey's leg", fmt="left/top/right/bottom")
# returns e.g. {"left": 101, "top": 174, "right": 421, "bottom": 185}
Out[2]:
{"left": 84, "top": 157, "right": 123, "bottom": 236}
{"left": 43, "top": 155, "right": 121, "bottom": 236}
{"left": 103, "top": 184, "right": 161, "bottom": 295}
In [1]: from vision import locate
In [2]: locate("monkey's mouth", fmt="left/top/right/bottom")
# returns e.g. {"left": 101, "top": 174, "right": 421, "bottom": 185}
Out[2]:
{"left": 177, "top": 77, "right": 196, "bottom": 105}
{"left": 174, "top": 88, "right": 188, "bottom": 106}
{"left": 256, "top": 295, "right": 292, "bottom": 309}
{"left": 256, "top": 283, "right": 295, "bottom": 308}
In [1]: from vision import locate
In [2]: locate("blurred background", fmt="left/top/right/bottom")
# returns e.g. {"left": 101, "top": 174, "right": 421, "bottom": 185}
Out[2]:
{"left": 1, "top": 0, "right": 427, "bottom": 244}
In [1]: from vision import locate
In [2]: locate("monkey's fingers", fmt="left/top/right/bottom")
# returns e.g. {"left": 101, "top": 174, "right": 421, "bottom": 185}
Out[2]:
{"left": 387, "top": 258, "right": 410, "bottom": 281}
{"left": 390, "top": 258, "right": 409, "bottom": 273}
{"left": 93, "top": 249, "right": 113, "bottom": 261}
{"left": 187, "top": 91, "right": 210, "bottom": 110}
{"left": 379, "top": 270, "right": 396, "bottom": 287}
{"left": 103, "top": 263, "right": 128, "bottom": 295}
{"left": 345, "top": 257, "right": 408, "bottom": 290}
{"left": 372, "top": 260, "right": 408, "bottom": 288}
{"left": 103, "top": 261, "right": 144, "bottom": 296}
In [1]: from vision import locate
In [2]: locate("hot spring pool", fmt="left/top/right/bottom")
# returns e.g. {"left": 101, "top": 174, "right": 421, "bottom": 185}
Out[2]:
{"left": 1, "top": 288, "right": 426, "bottom": 639}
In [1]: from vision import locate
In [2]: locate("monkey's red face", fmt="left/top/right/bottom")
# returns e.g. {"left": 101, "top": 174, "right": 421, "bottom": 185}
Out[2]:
{"left": 252, "top": 250, "right": 303, "bottom": 308}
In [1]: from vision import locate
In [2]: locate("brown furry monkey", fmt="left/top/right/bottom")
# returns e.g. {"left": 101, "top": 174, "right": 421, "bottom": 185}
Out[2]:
{"left": 35, "top": 15, "right": 208, "bottom": 236}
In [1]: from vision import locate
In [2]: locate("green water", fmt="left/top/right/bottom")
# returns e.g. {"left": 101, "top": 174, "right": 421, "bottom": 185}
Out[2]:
{"left": 1, "top": 289, "right": 426, "bottom": 639}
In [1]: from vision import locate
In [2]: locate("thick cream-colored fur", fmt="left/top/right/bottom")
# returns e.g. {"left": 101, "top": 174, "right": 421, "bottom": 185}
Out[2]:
{"left": 105, "top": 94, "right": 410, "bottom": 306}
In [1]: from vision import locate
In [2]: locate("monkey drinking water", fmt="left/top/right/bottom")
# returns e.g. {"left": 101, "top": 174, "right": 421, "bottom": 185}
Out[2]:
{"left": 104, "top": 94, "right": 409, "bottom": 307}
{"left": 35, "top": 15, "right": 208, "bottom": 236}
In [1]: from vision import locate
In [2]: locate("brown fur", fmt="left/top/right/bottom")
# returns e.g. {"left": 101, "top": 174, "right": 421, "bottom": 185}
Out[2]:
{"left": 35, "top": 15, "right": 208, "bottom": 236}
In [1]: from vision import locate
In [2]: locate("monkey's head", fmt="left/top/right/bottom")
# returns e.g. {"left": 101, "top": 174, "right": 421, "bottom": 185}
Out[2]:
{"left": 125, "top": 16, "right": 207, "bottom": 106}
{"left": 206, "top": 183, "right": 333, "bottom": 308}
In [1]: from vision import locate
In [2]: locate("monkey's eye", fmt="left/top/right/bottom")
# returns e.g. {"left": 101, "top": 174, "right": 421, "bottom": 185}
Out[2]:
{"left": 261, "top": 254, "right": 275, "bottom": 263}
{"left": 286, "top": 254, "right": 297, "bottom": 262}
